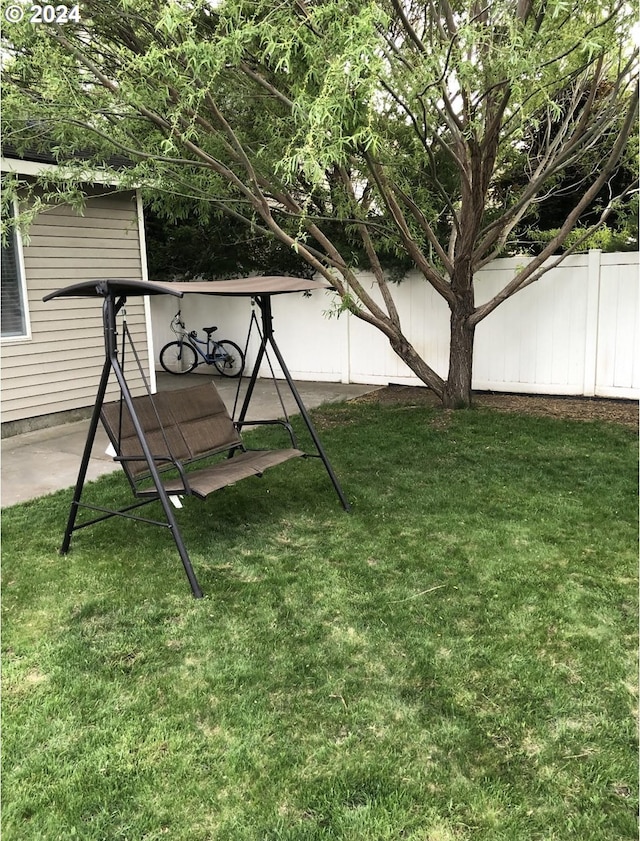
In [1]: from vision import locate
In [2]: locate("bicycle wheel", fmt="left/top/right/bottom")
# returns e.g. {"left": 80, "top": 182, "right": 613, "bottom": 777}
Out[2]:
{"left": 159, "top": 341, "right": 198, "bottom": 375}
{"left": 212, "top": 340, "right": 245, "bottom": 378}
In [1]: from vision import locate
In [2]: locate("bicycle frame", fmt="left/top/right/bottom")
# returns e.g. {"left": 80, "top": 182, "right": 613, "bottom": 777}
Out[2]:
{"left": 184, "top": 334, "right": 212, "bottom": 365}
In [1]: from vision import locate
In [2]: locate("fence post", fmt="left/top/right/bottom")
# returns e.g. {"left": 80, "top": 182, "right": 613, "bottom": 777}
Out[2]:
{"left": 582, "top": 249, "right": 602, "bottom": 397}
{"left": 341, "top": 307, "right": 351, "bottom": 384}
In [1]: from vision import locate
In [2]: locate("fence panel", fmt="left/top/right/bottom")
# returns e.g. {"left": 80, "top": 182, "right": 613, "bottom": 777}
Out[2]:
{"left": 595, "top": 253, "right": 640, "bottom": 398}
{"left": 347, "top": 272, "right": 451, "bottom": 385}
{"left": 255, "top": 288, "right": 345, "bottom": 381}
{"left": 473, "top": 255, "right": 594, "bottom": 395}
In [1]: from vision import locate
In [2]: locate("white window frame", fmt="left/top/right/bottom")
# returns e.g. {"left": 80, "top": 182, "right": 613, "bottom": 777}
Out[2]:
{"left": 1, "top": 199, "right": 31, "bottom": 342}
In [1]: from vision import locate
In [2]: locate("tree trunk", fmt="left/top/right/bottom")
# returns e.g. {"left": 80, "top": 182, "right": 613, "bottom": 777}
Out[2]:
{"left": 443, "top": 274, "right": 476, "bottom": 408}
{"left": 387, "top": 329, "right": 446, "bottom": 398}
{"left": 443, "top": 311, "right": 475, "bottom": 408}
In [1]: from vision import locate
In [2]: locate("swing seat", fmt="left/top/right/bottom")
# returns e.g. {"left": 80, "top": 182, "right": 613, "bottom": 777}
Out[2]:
{"left": 100, "top": 381, "right": 305, "bottom": 500}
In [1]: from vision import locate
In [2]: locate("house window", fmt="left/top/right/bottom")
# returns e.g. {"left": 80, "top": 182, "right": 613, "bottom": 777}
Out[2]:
{"left": 1, "top": 206, "right": 29, "bottom": 339}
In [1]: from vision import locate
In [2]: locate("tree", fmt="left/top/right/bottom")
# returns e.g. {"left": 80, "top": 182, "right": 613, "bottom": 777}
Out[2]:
{"left": 2, "top": 0, "right": 637, "bottom": 406}
{"left": 143, "top": 208, "right": 317, "bottom": 281}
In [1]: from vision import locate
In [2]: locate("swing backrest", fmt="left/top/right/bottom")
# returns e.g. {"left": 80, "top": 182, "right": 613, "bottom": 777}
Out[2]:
{"left": 166, "top": 380, "right": 241, "bottom": 459}
{"left": 100, "top": 381, "right": 243, "bottom": 487}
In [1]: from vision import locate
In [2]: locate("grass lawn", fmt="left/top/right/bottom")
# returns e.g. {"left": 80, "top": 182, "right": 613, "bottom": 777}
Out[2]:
{"left": 2, "top": 397, "right": 637, "bottom": 840}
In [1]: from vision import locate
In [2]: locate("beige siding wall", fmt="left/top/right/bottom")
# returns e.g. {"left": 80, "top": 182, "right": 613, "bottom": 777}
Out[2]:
{"left": 1, "top": 190, "right": 151, "bottom": 425}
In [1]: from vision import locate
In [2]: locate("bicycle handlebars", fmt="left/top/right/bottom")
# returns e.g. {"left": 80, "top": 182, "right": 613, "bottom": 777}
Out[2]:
{"left": 171, "top": 311, "right": 186, "bottom": 332}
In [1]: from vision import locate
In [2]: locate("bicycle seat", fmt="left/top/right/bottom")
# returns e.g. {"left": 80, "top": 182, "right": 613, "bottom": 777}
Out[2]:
{"left": 203, "top": 326, "right": 218, "bottom": 336}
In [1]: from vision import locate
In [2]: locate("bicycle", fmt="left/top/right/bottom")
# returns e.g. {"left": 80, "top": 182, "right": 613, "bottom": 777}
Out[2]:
{"left": 159, "top": 310, "right": 245, "bottom": 377}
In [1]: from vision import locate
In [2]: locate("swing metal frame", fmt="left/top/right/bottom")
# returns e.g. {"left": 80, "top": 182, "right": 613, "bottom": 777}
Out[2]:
{"left": 44, "top": 277, "right": 350, "bottom": 598}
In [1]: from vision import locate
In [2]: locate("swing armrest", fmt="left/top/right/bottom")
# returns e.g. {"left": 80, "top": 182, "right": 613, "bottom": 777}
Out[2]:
{"left": 114, "top": 453, "right": 194, "bottom": 496}
{"left": 234, "top": 419, "right": 299, "bottom": 449}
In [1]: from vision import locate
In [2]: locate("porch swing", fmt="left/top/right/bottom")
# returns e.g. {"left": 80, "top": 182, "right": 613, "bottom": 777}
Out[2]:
{"left": 44, "top": 277, "right": 350, "bottom": 598}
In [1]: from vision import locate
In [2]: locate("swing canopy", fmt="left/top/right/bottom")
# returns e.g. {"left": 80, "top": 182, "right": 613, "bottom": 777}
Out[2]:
{"left": 44, "top": 276, "right": 333, "bottom": 301}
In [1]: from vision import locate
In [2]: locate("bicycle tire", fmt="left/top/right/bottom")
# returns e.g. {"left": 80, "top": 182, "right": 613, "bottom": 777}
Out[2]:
{"left": 212, "top": 340, "right": 245, "bottom": 378}
{"left": 159, "top": 341, "right": 198, "bottom": 375}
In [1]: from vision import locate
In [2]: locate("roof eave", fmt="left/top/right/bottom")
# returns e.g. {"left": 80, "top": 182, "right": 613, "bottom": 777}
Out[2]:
{"left": 1, "top": 156, "right": 127, "bottom": 186}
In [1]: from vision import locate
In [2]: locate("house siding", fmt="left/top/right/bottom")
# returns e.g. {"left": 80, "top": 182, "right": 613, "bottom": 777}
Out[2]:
{"left": 1, "top": 189, "right": 151, "bottom": 428}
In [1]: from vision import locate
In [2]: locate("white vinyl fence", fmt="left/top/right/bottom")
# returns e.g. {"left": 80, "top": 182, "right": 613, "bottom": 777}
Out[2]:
{"left": 150, "top": 250, "right": 639, "bottom": 400}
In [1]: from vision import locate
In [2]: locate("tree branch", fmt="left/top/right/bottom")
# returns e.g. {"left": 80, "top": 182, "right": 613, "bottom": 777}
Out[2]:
{"left": 390, "top": 0, "right": 428, "bottom": 53}
{"left": 470, "top": 87, "right": 639, "bottom": 326}
{"left": 393, "top": 184, "right": 454, "bottom": 277}
{"left": 338, "top": 165, "right": 401, "bottom": 327}
{"left": 364, "top": 150, "right": 454, "bottom": 303}
{"left": 474, "top": 58, "right": 636, "bottom": 265}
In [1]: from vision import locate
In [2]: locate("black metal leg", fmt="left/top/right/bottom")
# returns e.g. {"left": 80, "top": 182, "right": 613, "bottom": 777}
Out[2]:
{"left": 247, "top": 295, "right": 350, "bottom": 511}
{"left": 61, "top": 356, "right": 112, "bottom": 553}
{"left": 267, "top": 335, "right": 351, "bottom": 511}
{"left": 110, "top": 359, "right": 204, "bottom": 599}
{"left": 63, "top": 293, "right": 203, "bottom": 599}
{"left": 235, "top": 340, "right": 266, "bottom": 427}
